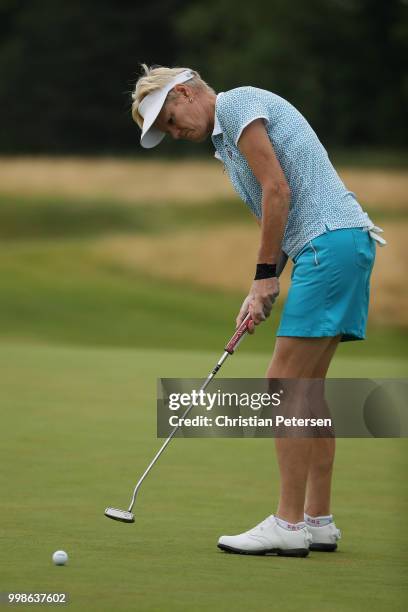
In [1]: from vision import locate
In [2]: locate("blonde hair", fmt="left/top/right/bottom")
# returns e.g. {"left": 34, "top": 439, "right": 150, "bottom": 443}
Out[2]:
{"left": 131, "top": 64, "right": 213, "bottom": 128}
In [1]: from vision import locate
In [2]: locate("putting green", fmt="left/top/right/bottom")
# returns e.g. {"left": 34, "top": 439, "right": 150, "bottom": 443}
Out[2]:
{"left": 1, "top": 342, "right": 407, "bottom": 612}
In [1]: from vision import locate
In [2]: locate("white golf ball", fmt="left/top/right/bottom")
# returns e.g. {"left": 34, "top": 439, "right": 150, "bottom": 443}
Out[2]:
{"left": 52, "top": 550, "right": 68, "bottom": 566}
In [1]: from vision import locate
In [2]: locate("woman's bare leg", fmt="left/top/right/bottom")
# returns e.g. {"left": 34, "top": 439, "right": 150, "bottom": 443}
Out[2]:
{"left": 304, "top": 337, "right": 340, "bottom": 516}
{"left": 266, "top": 336, "right": 340, "bottom": 523}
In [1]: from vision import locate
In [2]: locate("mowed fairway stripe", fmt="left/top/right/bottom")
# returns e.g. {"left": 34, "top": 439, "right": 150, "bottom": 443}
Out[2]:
{"left": 0, "top": 343, "right": 407, "bottom": 612}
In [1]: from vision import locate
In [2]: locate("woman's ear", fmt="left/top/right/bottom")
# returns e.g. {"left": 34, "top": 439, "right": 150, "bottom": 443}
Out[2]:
{"left": 174, "top": 84, "right": 190, "bottom": 99}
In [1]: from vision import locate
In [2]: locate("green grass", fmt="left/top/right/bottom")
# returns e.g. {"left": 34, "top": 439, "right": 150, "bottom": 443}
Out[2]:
{"left": 0, "top": 194, "right": 251, "bottom": 240}
{"left": 0, "top": 188, "right": 406, "bottom": 611}
{"left": 1, "top": 343, "right": 407, "bottom": 612}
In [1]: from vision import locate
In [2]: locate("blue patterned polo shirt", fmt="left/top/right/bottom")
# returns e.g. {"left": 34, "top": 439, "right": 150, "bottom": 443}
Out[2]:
{"left": 211, "top": 86, "right": 372, "bottom": 259}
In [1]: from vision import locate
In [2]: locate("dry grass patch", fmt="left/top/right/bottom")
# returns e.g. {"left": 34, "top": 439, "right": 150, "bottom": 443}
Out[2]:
{"left": 92, "top": 221, "right": 408, "bottom": 326}
{"left": 91, "top": 224, "right": 273, "bottom": 292}
{"left": 0, "top": 157, "right": 235, "bottom": 204}
{"left": 338, "top": 169, "right": 408, "bottom": 210}
{"left": 0, "top": 157, "right": 407, "bottom": 210}
{"left": 369, "top": 222, "right": 408, "bottom": 325}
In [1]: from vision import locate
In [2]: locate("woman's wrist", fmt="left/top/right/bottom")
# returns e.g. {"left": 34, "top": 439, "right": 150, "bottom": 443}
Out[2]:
{"left": 254, "top": 263, "right": 277, "bottom": 280}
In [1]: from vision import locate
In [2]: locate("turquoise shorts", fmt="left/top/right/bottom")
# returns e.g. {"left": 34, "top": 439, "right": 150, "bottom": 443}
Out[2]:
{"left": 277, "top": 227, "right": 376, "bottom": 342}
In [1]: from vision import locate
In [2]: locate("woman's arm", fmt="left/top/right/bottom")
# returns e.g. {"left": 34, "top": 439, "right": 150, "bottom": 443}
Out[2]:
{"left": 236, "top": 119, "right": 290, "bottom": 327}
{"left": 238, "top": 119, "right": 290, "bottom": 265}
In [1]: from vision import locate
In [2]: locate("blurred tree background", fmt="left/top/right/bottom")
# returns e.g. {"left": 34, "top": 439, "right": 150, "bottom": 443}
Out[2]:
{"left": 0, "top": 0, "right": 407, "bottom": 154}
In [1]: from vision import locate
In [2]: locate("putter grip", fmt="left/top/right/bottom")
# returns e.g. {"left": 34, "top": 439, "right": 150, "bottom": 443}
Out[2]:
{"left": 225, "top": 314, "right": 252, "bottom": 354}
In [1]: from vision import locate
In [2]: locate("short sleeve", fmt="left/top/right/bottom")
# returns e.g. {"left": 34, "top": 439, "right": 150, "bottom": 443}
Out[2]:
{"left": 216, "top": 87, "right": 270, "bottom": 146}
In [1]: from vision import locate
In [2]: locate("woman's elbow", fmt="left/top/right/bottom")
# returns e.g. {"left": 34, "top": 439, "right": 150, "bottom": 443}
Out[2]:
{"left": 263, "top": 181, "right": 291, "bottom": 201}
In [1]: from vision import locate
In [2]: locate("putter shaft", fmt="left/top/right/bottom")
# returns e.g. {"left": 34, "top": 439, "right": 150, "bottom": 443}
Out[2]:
{"left": 124, "top": 314, "right": 253, "bottom": 513}
{"left": 106, "top": 254, "right": 288, "bottom": 522}
{"left": 127, "top": 348, "right": 232, "bottom": 512}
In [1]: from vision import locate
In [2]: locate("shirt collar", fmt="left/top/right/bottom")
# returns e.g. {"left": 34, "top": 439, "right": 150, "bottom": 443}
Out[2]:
{"left": 212, "top": 93, "right": 223, "bottom": 136}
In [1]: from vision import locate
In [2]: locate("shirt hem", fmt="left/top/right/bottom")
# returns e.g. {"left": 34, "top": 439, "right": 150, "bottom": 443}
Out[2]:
{"left": 285, "top": 221, "right": 373, "bottom": 260}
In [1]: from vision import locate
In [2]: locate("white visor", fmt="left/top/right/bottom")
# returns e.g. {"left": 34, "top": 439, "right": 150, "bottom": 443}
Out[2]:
{"left": 138, "top": 70, "right": 194, "bottom": 149}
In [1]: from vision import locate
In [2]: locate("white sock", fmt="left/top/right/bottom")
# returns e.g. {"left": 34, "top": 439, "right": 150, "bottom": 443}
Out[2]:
{"left": 274, "top": 516, "right": 306, "bottom": 531}
{"left": 304, "top": 513, "right": 333, "bottom": 527}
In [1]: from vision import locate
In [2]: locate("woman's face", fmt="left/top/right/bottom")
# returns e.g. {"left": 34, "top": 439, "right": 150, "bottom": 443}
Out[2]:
{"left": 154, "top": 84, "right": 213, "bottom": 143}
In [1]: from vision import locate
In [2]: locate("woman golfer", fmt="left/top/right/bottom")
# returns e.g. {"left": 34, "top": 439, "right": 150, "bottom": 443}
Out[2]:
{"left": 131, "top": 65, "right": 384, "bottom": 557}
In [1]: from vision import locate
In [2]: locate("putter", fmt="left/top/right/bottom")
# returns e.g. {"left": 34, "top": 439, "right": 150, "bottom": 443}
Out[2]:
{"left": 104, "top": 250, "right": 288, "bottom": 524}
{"left": 104, "top": 314, "right": 253, "bottom": 523}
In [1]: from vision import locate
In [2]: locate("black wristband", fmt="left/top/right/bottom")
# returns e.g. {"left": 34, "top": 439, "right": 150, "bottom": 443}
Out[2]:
{"left": 254, "top": 263, "right": 277, "bottom": 280}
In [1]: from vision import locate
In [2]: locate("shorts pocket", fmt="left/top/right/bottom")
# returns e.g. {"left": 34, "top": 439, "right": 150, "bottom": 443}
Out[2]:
{"left": 293, "top": 242, "right": 312, "bottom": 264}
{"left": 353, "top": 229, "right": 374, "bottom": 270}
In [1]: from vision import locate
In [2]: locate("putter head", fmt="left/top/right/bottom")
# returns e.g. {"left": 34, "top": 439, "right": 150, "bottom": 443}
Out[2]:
{"left": 104, "top": 507, "right": 135, "bottom": 523}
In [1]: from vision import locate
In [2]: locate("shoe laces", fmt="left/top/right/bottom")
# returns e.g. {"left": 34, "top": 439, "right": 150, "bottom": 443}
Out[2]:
{"left": 250, "top": 515, "right": 275, "bottom": 534}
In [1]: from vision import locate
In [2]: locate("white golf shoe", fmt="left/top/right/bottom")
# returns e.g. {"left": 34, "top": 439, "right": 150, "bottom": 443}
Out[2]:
{"left": 217, "top": 515, "right": 312, "bottom": 557}
{"left": 307, "top": 522, "right": 341, "bottom": 552}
